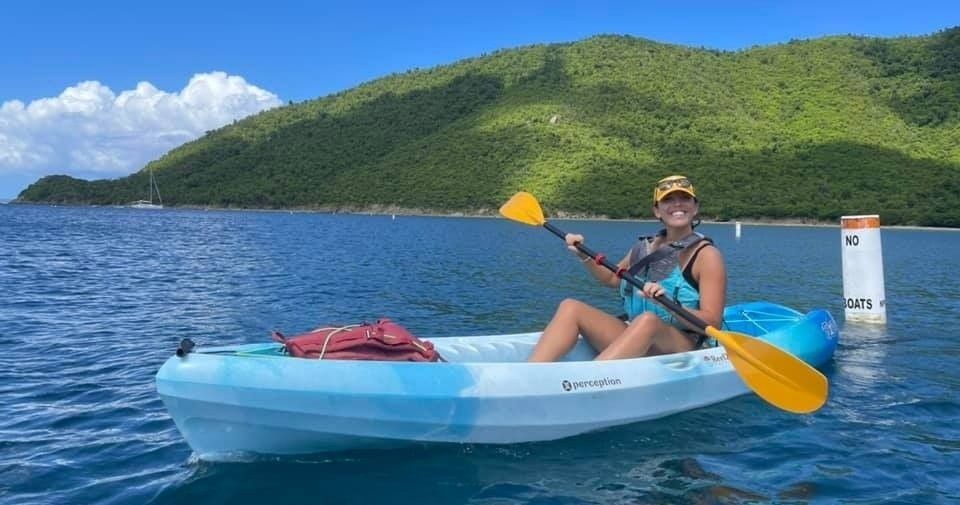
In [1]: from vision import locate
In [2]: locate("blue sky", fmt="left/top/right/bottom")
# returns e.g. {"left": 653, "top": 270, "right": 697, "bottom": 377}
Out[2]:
{"left": 1, "top": 0, "right": 957, "bottom": 199}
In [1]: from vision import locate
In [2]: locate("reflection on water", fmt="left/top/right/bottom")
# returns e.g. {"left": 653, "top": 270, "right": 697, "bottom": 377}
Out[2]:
{"left": 838, "top": 323, "right": 891, "bottom": 392}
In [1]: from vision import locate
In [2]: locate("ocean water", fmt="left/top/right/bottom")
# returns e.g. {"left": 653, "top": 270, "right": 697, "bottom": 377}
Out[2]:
{"left": 1, "top": 204, "right": 958, "bottom": 504}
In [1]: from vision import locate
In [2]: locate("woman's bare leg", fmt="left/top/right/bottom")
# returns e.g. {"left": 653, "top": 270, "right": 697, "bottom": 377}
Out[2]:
{"left": 595, "top": 312, "right": 697, "bottom": 360}
{"left": 528, "top": 298, "right": 627, "bottom": 362}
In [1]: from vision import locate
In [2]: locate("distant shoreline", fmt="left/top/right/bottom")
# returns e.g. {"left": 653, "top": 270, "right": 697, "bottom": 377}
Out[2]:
{"left": 201, "top": 203, "right": 960, "bottom": 231}
{"left": 8, "top": 200, "right": 959, "bottom": 231}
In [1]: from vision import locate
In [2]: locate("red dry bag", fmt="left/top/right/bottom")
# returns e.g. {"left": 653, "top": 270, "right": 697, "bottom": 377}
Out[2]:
{"left": 272, "top": 318, "right": 442, "bottom": 362}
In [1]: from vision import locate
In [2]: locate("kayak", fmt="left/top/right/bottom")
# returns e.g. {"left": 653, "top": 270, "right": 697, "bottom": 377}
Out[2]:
{"left": 156, "top": 301, "right": 838, "bottom": 458}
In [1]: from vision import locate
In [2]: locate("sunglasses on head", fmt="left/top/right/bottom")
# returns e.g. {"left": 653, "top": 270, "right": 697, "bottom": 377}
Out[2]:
{"left": 657, "top": 178, "right": 692, "bottom": 192}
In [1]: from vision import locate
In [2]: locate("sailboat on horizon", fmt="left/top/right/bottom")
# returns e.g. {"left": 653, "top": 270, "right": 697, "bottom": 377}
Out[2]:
{"left": 129, "top": 167, "right": 163, "bottom": 209}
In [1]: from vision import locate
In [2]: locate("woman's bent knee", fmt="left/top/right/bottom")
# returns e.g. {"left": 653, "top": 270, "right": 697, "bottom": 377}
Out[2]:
{"left": 629, "top": 311, "right": 662, "bottom": 328}
{"left": 556, "top": 298, "right": 586, "bottom": 314}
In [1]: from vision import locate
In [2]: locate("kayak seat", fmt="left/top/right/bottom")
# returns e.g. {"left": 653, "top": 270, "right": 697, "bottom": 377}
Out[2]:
{"left": 435, "top": 341, "right": 536, "bottom": 363}
{"left": 435, "top": 337, "right": 598, "bottom": 363}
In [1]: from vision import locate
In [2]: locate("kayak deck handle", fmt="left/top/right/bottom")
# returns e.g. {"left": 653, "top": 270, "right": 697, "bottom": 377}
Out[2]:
{"left": 659, "top": 353, "right": 698, "bottom": 371}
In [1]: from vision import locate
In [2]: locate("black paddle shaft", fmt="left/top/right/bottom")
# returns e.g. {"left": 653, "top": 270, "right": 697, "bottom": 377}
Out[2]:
{"left": 542, "top": 221, "right": 711, "bottom": 331}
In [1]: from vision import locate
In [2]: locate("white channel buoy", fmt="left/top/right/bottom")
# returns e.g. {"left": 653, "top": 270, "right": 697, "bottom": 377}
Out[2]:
{"left": 841, "top": 214, "right": 887, "bottom": 324}
{"left": 735, "top": 221, "right": 742, "bottom": 239}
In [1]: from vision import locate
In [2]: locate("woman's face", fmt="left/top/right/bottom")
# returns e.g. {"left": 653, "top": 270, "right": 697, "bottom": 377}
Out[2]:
{"left": 654, "top": 192, "right": 698, "bottom": 227}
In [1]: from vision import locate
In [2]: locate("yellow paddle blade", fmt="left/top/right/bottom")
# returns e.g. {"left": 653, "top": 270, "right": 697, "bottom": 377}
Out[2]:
{"left": 499, "top": 192, "right": 546, "bottom": 226}
{"left": 707, "top": 327, "right": 829, "bottom": 414}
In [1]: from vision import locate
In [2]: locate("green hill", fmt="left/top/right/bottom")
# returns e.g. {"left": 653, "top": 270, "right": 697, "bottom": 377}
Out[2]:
{"left": 17, "top": 29, "right": 960, "bottom": 226}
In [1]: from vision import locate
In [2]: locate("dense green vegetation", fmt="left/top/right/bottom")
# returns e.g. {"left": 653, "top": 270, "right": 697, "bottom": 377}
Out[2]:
{"left": 18, "top": 29, "right": 960, "bottom": 226}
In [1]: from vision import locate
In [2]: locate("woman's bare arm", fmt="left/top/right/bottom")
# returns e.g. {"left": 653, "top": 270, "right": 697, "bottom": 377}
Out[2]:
{"left": 688, "top": 246, "right": 726, "bottom": 328}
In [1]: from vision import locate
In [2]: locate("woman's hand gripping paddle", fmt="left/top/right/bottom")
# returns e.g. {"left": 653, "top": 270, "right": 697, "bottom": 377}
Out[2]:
{"left": 499, "top": 191, "right": 829, "bottom": 414}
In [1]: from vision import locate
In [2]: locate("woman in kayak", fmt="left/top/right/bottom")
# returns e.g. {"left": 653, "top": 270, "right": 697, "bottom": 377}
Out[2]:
{"left": 528, "top": 175, "right": 727, "bottom": 361}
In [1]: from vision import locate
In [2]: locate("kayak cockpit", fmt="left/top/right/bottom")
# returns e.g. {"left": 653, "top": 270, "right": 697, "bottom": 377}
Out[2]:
{"left": 184, "top": 302, "right": 820, "bottom": 364}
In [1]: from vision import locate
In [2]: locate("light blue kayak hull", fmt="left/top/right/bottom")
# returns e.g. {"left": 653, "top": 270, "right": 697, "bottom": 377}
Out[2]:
{"left": 156, "top": 302, "right": 839, "bottom": 458}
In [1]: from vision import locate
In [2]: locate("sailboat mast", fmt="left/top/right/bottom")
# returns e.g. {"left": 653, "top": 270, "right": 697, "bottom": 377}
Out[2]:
{"left": 151, "top": 169, "right": 162, "bottom": 205}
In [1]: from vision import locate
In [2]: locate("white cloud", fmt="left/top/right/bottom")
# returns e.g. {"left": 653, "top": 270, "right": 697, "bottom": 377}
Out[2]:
{"left": 0, "top": 72, "right": 282, "bottom": 179}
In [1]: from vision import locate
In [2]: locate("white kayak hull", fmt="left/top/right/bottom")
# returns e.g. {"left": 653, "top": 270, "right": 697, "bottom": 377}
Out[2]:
{"left": 156, "top": 302, "right": 839, "bottom": 458}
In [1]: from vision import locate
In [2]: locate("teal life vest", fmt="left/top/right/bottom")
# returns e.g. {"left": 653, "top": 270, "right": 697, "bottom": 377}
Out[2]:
{"left": 619, "top": 231, "right": 712, "bottom": 325}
